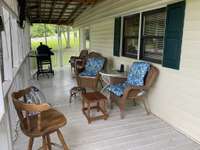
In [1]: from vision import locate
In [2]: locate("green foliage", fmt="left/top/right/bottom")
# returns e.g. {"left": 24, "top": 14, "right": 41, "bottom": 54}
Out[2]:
{"left": 31, "top": 32, "right": 79, "bottom": 51}
{"left": 31, "top": 24, "right": 57, "bottom": 38}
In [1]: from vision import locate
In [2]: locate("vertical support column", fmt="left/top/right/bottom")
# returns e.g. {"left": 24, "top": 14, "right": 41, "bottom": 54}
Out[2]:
{"left": 57, "top": 26, "right": 63, "bottom": 67}
{"left": 44, "top": 24, "right": 48, "bottom": 45}
{"left": 79, "top": 28, "right": 86, "bottom": 50}
{"left": 66, "top": 26, "right": 71, "bottom": 48}
{"left": 74, "top": 29, "right": 76, "bottom": 49}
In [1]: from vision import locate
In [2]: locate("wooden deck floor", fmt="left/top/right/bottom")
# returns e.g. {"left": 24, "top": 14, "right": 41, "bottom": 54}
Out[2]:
{"left": 14, "top": 67, "right": 200, "bottom": 150}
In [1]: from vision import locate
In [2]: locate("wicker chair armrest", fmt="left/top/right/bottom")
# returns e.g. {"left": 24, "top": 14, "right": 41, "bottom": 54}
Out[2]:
{"left": 122, "top": 85, "right": 147, "bottom": 99}
{"left": 69, "top": 56, "right": 80, "bottom": 64}
{"left": 110, "top": 77, "right": 127, "bottom": 84}
{"left": 75, "top": 59, "right": 86, "bottom": 74}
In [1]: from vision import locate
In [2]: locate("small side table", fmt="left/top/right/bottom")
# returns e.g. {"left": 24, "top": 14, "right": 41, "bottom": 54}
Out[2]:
{"left": 82, "top": 92, "right": 108, "bottom": 124}
{"left": 100, "top": 70, "right": 128, "bottom": 92}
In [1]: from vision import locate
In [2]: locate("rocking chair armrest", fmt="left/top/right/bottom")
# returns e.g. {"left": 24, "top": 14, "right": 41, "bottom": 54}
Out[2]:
{"left": 123, "top": 85, "right": 147, "bottom": 98}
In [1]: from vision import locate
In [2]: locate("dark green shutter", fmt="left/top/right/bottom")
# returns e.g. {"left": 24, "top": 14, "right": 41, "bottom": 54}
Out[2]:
{"left": 113, "top": 17, "right": 121, "bottom": 56}
{"left": 163, "top": 1, "right": 185, "bottom": 69}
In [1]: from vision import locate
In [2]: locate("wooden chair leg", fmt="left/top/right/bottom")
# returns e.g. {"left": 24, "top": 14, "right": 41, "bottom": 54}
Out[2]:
{"left": 57, "top": 129, "right": 69, "bottom": 150}
{"left": 28, "top": 137, "right": 34, "bottom": 150}
{"left": 87, "top": 102, "right": 91, "bottom": 124}
{"left": 46, "top": 135, "right": 52, "bottom": 150}
{"left": 97, "top": 102, "right": 100, "bottom": 112}
{"left": 110, "top": 94, "right": 114, "bottom": 110}
{"left": 142, "top": 99, "right": 149, "bottom": 115}
{"left": 133, "top": 99, "right": 137, "bottom": 106}
{"left": 119, "top": 100, "right": 125, "bottom": 119}
{"left": 42, "top": 136, "right": 48, "bottom": 150}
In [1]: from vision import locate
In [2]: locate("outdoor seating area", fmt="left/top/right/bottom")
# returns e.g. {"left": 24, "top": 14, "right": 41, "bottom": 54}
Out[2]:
{"left": 12, "top": 67, "right": 200, "bottom": 150}
{"left": 10, "top": 48, "right": 199, "bottom": 149}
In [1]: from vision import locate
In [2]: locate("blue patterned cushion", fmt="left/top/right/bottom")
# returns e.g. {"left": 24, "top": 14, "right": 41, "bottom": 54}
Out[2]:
{"left": 80, "top": 58, "right": 105, "bottom": 77}
{"left": 79, "top": 70, "right": 97, "bottom": 77}
{"left": 127, "top": 62, "right": 150, "bottom": 86}
{"left": 107, "top": 82, "right": 129, "bottom": 97}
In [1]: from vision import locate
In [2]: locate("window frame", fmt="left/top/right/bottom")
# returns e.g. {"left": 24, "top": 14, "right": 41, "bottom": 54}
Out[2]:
{"left": 121, "top": 7, "right": 166, "bottom": 64}
{"left": 140, "top": 8, "right": 166, "bottom": 64}
{"left": 122, "top": 13, "right": 140, "bottom": 58}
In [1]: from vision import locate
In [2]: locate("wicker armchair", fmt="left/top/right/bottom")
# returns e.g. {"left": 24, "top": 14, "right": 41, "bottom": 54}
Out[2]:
{"left": 75, "top": 52, "right": 107, "bottom": 91}
{"left": 69, "top": 49, "right": 88, "bottom": 73}
{"left": 108, "top": 62, "right": 159, "bottom": 119}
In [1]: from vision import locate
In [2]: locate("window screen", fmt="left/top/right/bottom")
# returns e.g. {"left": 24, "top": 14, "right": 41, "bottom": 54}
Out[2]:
{"left": 122, "top": 13, "right": 140, "bottom": 58}
{"left": 141, "top": 8, "right": 166, "bottom": 63}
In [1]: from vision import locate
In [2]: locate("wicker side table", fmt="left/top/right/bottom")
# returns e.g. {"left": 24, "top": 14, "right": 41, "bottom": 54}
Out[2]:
{"left": 82, "top": 92, "right": 108, "bottom": 124}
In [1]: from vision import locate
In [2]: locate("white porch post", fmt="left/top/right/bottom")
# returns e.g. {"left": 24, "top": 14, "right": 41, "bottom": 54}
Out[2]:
{"left": 79, "top": 28, "right": 86, "bottom": 50}
{"left": 57, "top": 26, "right": 63, "bottom": 67}
{"left": 66, "top": 26, "right": 71, "bottom": 48}
{"left": 44, "top": 24, "right": 48, "bottom": 45}
{"left": 74, "top": 29, "right": 78, "bottom": 50}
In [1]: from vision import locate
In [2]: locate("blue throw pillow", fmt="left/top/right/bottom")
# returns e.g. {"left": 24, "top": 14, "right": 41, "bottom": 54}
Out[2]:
{"left": 127, "top": 62, "right": 150, "bottom": 86}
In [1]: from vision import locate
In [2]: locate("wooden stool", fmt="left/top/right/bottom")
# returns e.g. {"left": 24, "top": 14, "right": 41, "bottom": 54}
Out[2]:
{"left": 82, "top": 92, "right": 108, "bottom": 124}
{"left": 69, "top": 86, "right": 86, "bottom": 103}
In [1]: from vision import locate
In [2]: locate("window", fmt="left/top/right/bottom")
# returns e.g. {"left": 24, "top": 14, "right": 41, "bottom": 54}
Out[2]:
{"left": 140, "top": 8, "right": 166, "bottom": 63}
{"left": 114, "top": 2, "right": 185, "bottom": 69}
{"left": 121, "top": 8, "right": 166, "bottom": 64}
{"left": 122, "top": 13, "right": 140, "bottom": 58}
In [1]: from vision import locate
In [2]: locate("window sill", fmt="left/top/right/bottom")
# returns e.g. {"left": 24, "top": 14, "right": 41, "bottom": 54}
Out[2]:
{"left": 140, "top": 57, "right": 162, "bottom": 64}
{"left": 122, "top": 53, "right": 138, "bottom": 59}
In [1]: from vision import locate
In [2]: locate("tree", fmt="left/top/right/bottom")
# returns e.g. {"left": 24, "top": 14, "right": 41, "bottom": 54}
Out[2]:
{"left": 31, "top": 24, "right": 56, "bottom": 38}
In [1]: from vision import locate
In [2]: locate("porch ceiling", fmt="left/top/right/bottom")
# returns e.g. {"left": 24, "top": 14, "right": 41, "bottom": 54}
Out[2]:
{"left": 26, "top": 0, "right": 99, "bottom": 25}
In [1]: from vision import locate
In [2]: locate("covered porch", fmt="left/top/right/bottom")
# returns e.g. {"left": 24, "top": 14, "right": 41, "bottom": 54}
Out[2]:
{"left": 1, "top": 0, "right": 200, "bottom": 150}
{"left": 14, "top": 67, "right": 200, "bottom": 150}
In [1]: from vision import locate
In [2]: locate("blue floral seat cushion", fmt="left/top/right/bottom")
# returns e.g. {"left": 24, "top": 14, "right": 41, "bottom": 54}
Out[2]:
{"left": 107, "top": 62, "right": 150, "bottom": 96}
{"left": 107, "top": 82, "right": 129, "bottom": 97}
{"left": 80, "top": 58, "right": 105, "bottom": 77}
{"left": 127, "top": 62, "right": 150, "bottom": 86}
{"left": 79, "top": 70, "right": 97, "bottom": 77}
